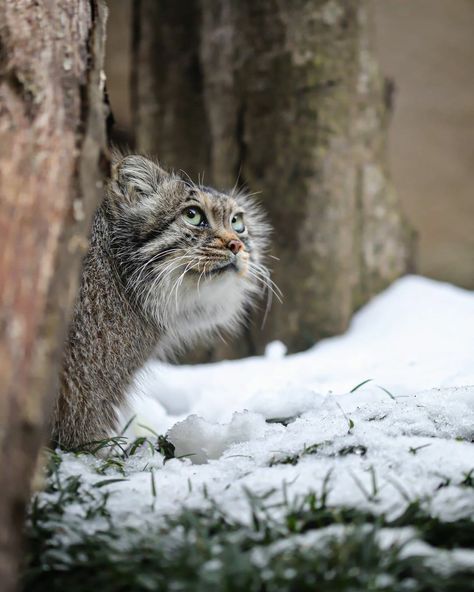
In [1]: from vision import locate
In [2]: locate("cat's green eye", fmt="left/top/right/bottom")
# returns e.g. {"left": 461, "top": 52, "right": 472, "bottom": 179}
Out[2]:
{"left": 231, "top": 212, "right": 245, "bottom": 233}
{"left": 183, "top": 207, "right": 205, "bottom": 227}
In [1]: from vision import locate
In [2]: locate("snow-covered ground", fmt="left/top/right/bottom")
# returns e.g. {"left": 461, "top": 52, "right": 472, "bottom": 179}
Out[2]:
{"left": 58, "top": 276, "right": 474, "bottom": 524}
{"left": 32, "top": 275, "right": 474, "bottom": 587}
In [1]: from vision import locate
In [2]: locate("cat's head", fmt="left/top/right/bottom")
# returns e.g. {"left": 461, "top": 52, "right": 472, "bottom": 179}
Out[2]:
{"left": 104, "top": 154, "right": 272, "bottom": 327}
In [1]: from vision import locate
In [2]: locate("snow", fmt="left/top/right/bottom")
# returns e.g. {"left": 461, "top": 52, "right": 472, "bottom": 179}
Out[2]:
{"left": 167, "top": 412, "right": 267, "bottom": 464}
{"left": 47, "top": 276, "right": 474, "bottom": 557}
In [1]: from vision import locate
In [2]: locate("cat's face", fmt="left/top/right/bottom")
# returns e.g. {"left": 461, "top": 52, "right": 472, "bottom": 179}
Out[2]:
{"left": 105, "top": 155, "right": 271, "bottom": 326}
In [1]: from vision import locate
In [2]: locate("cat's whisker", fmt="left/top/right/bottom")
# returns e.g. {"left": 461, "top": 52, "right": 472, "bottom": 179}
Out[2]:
{"left": 144, "top": 256, "right": 192, "bottom": 312}
{"left": 245, "top": 268, "right": 273, "bottom": 326}
{"left": 248, "top": 262, "right": 283, "bottom": 301}
{"left": 141, "top": 257, "right": 184, "bottom": 303}
{"left": 203, "top": 260, "right": 212, "bottom": 285}
{"left": 214, "top": 325, "right": 229, "bottom": 346}
{"left": 241, "top": 189, "right": 262, "bottom": 199}
{"left": 246, "top": 260, "right": 284, "bottom": 325}
{"left": 129, "top": 248, "right": 185, "bottom": 293}
{"left": 172, "top": 258, "right": 201, "bottom": 309}
{"left": 233, "top": 188, "right": 263, "bottom": 202}
{"left": 150, "top": 260, "right": 190, "bottom": 317}
{"left": 129, "top": 247, "right": 184, "bottom": 290}
{"left": 158, "top": 257, "right": 195, "bottom": 296}
{"left": 148, "top": 251, "right": 195, "bottom": 286}
{"left": 251, "top": 269, "right": 283, "bottom": 301}
{"left": 195, "top": 259, "right": 210, "bottom": 296}
{"left": 178, "top": 168, "right": 196, "bottom": 189}
{"left": 230, "top": 165, "right": 243, "bottom": 197}
{"left": 195, "top": 255, "right": 216, "bottom": 294}
{"left": 197, "top": 265, "right": 206, "bottom": 295}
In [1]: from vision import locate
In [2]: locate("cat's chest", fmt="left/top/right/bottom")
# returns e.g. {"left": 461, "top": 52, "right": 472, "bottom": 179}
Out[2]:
{"left": 155, "top": 274, "right": 248, "bottom": 358}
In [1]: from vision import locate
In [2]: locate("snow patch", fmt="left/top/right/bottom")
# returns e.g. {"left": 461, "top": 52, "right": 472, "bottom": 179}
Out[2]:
{"left": 168, "top": 411, "right": 267, "bottom": 464}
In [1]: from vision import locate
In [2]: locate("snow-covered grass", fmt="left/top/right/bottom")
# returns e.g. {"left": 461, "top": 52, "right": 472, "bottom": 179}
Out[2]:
{"left": 24, "top": 276, "right": 474, "bottom": 591}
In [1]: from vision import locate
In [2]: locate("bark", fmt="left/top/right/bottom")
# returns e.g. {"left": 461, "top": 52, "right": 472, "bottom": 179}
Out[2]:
{"left": 133, "top": 0, "right": 413, "bottom": 354}
{"left": 0, "top": 2, "right": 107, "bottom": 591}
{"left": 132, "top": 0, "right": 210, "bottom": 178}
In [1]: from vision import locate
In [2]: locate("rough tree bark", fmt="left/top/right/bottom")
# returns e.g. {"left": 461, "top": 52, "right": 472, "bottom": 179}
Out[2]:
{"left": 133, "top": 0, "right": 413, "bottom": 354}
{"left": 0, "top": 2, "right": 107, "bottom": 591}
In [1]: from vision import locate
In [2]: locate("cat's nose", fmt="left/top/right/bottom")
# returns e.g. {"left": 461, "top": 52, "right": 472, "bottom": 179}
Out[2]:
{"left": 228, "top": 239, "right": 244, "bottom": 254}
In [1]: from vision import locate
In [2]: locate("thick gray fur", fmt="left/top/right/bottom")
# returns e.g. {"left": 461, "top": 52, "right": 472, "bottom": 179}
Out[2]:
{"left": 52, "top": 154, "right": 272, "bottom": 449}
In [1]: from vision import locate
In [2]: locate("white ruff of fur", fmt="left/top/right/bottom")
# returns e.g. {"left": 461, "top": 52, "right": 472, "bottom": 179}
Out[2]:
{"left": 154, "top": 270, "right": 255, "bottom": 359}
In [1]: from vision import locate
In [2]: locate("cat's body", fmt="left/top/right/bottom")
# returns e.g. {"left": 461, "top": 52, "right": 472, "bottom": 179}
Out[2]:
{"left": 52, "top": 155, "right": 270, "bottom": 449}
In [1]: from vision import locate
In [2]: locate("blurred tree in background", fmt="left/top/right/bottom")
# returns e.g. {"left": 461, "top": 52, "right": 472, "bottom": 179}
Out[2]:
{"left": 130, "top": 0, "right": 412, "bottom": 354}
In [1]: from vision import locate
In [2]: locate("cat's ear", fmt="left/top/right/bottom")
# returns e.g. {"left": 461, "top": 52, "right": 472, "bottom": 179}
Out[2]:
{"left": 109, "top": 153, "right": 170, "bottom": 204}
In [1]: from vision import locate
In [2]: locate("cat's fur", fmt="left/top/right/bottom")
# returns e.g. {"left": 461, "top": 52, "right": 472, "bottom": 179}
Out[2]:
{"left": 52, "top": 154, "right": 270, "bottom": 449}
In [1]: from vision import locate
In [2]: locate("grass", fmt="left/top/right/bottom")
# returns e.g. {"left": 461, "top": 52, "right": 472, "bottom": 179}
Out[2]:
{"left": 269, "top": 442, "right": 322, "bottom": 466}
{"left": 268, "top": 442, "right": 368, "bottom": 466}
{"left": 21, "top": 437, "right": 474, "bottom": 592}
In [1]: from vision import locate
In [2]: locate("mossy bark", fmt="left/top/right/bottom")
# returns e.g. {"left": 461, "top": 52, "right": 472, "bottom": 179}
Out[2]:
{"left": 133, "top": 0, "right": 413, "bottom": 354}
{"left": 0, "top": 2, "right": 107, "bottom": 590}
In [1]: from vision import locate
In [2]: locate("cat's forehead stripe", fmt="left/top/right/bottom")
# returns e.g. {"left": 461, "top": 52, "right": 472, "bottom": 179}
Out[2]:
{"left": 196, "top": 189, "right": 236, "bottom": 224}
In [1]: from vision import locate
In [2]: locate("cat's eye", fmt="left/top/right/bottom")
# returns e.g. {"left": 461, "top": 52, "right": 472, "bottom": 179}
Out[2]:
{"left": 231, "top": 213, "right": 245, "bottom": 233}
{"left": 183, "top": 206, "right": 206, "bottom": 227}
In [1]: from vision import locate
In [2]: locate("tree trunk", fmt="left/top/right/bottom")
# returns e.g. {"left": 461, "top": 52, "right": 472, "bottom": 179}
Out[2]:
{"left": 133, "top": 0, "right": 413, "bottom": 355}
{"left": 0, "top": 2, "right": 107, "bottom": 591}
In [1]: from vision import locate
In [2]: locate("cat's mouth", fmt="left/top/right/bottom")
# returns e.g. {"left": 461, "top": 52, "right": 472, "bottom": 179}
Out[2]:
{"left": 207, "top": 251, "right": 250, "bottom": 277}
{"left": 186, "top": 251, "right": 249, "bottom": 279}
{"left": 207, "top": 260, "right": 238, "bottom": 276}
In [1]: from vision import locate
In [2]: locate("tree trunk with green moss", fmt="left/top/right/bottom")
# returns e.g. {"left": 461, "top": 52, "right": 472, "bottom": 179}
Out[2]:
{"left": 0, "top": 2, "right": 107, "bottom": 590}
{"left": 133, "top": 0, "right": 413, "bottom": 354}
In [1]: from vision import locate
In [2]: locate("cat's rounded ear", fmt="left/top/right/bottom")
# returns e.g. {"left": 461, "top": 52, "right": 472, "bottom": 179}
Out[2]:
{"left": 109, "top": 154, "right": 170, "bottom": 204}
